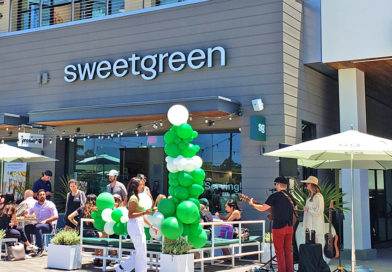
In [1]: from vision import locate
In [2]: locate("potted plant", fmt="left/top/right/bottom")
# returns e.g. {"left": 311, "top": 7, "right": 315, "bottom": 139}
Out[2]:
{"left": 160, "top": 237, "right": 194, "bottom": 272}
{"left": 47, "top": 229, "right": 82, "bottom": 270}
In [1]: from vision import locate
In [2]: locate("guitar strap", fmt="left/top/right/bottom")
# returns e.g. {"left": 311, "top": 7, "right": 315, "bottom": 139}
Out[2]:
{"left": 281, "top": 190, "right": 298, "bottom": 219}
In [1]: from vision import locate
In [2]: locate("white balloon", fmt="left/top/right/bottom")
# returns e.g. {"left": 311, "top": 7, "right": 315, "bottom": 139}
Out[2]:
{"left": 146, "top": 215, "right": 156, "bottom": 226}
{"left": 193, "top": 156, "right": 203, "bottom": 168}
{"left": 118, "top": 207, "right": 129, "bottom": 215}
{"left": 139, "top": 193, "right": 153, "bottom": 210}
{"left": 120, "top": 216, "right": 128, "bottom": 224}
{"left": 167, "top": 105, "right": 189, "bottom": 126}
{"left": 184, "top": 163, "right": 194, "bottom": 172}
{"left": 153, "top": 212, "right": 164, "bottom": 227}
{"left": 104, "top": 222, "right": 115, "bottom": 235}
{"left": 149, "top": 227, "right": 162, "bottom": 240}
{"left": 102, "top": 208, "right": 114, "bottom": 222}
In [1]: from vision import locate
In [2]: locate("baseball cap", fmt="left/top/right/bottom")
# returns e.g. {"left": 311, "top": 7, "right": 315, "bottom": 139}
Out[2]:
{"left": 274, "top": 176, "right": 288, "bottom": 185}
{"left": 107, "top": 169, "right": 119, "bottom": 176}
{"left": 43, "top": 170, "right": 53, "bottom": 177}
{"left": 199, "top": 198, "right": 209, "bottom": 206}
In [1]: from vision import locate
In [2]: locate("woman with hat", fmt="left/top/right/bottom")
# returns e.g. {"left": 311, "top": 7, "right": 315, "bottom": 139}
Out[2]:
{"left": 302, "top": 176, "right": 324, "bottom": 248}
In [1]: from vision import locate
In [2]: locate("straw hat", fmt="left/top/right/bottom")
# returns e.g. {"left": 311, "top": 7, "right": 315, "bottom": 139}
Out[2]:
{"left": 301, "top": 176, "right": 320, "bottom": 189}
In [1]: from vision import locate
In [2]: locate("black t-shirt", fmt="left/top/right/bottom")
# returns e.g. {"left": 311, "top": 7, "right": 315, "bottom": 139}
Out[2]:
{"left": 265, "top": 190, "right": 296, "bottom": 229}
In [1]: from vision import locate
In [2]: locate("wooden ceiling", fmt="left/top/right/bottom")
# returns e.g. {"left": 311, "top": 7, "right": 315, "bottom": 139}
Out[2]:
{"left": 327, "top": 57, "right": 392, "bottom": 104}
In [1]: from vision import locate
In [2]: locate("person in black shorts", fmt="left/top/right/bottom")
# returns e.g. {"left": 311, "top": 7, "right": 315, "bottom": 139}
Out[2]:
{"left": 249, "top": 177, "right": 297, "bottom": 272}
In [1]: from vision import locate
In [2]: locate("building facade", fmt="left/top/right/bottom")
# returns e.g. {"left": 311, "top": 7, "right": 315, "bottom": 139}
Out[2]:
{"left": 3, "top": 0, "right": 389, "bottom": 258}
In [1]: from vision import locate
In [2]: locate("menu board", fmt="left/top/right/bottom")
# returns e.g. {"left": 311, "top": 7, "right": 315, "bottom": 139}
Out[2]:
{"left": 2, "top": 162, "right": 27, "bottom": 199}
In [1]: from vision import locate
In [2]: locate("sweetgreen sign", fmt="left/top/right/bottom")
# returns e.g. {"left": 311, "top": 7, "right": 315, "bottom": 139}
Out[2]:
{"left": 250, "top": 115, "right": 266, "bottom": 141}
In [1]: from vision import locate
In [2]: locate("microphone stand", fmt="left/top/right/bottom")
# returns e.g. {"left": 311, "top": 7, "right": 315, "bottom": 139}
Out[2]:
{"left": 259, "top": 189, "right": 277, "bottom": 272}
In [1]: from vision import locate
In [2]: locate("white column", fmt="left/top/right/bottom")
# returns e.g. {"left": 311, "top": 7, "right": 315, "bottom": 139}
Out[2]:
{"left": 338, "top": 68, "right": 371, "bottom": 251}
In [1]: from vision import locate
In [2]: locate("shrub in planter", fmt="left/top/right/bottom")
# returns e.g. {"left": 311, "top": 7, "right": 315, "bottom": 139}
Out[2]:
{"left": 47, "top": 229, "right": 82, "bottom": 270}
{"left": 161, "top": 237, "right": 194, "bottom": 272}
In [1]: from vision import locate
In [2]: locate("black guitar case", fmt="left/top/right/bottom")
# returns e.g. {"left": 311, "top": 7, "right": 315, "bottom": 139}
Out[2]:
{"left": 298, "top": 244, "right": 330, "bottom": 272}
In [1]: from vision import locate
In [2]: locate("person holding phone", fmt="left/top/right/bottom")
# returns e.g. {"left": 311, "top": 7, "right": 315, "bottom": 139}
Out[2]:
{"left": 114, "top": 177, "right": 157, "bottom": 272}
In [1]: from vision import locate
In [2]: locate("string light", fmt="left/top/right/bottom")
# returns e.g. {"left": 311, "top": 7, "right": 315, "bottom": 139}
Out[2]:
{"left": 145, "top": 131, "right": 149, "bottom": 136}
{"left": 159, "top": 121, "right": 163, "bottom": 127}
{"left": 49, "top": 138, "right": 53, "bottom": 144}
{"left": 60, "top": 136, "right": 63, "bottom": 141}
{"left": 1, "top": 139, "right": 4, "bottom": 144}
{"left": 153, "top": 123, "right": 158, "bottom": 129}
{"left": 6, "top": 127, "right": 8, "bottom": 131}
{"left": 120, "top": 131, "right": 124, "bottom": 136}
{"left": 229, "top": 116, "right": 232, "bottom": 120}
{"left": 83, "top": 138, "right": 86, "bottom": 142}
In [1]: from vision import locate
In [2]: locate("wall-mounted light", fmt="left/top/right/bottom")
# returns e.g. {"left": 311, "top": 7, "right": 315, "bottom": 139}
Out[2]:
{"left": 252, "top": 98, "right": 264, "bottom": 111}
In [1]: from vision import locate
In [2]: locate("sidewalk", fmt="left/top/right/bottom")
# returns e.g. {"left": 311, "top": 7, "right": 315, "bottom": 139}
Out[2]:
{"left": 1, "top": 248, "right": 391, "bottom": 272}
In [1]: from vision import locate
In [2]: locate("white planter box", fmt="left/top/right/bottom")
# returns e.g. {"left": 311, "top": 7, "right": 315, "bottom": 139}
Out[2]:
{"left": 160, "top": 253, "right": 194, "bottom": 272}
{"left": 47, "top": 244, "right": 82, "bottom": 270}
{"left": 261, "top": 243, "right": 275, "bottom": 264}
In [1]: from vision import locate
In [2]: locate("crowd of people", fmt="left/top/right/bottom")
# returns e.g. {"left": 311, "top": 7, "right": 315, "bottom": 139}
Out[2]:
{"left": 1, "top": 169, "right": 326, "bottom": 272}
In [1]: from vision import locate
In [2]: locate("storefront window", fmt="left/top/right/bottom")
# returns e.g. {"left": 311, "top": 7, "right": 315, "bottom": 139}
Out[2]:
{"left": 68, "top": 132, "right": 241, "bottom": 210}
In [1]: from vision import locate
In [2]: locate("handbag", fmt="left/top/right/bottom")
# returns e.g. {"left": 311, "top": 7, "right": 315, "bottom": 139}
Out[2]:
{"left": 7, "top": 242, "right": 26, "bottom": 261}
{"left": 233, "top": 227, "right": 250, "bottom": 241}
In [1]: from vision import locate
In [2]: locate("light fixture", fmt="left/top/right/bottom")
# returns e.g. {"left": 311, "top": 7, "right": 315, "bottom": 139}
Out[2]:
{"left": 153, "top": 123, "right": 158, "bottom": 129}
{"left": 159, "top": 121, "right": 163, "bottom": 127}
{"left": 146, "top": 131, "right": 149, "bottom": 136}
{"left": 49, "top": 138, "right": 53, "bottom": 144}
{"left": 59, "top": 136, "right": 63, "bottom": 141}
{"left": 207, "top": 120, "right": 215, "bottom": 126}
{"left": 120, "top": 131, "right": 123, "bottom": 136}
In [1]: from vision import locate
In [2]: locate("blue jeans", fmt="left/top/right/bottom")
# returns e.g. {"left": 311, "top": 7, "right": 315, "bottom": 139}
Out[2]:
{"left": 25, "top": 223, "right": 53, "bottom": 249}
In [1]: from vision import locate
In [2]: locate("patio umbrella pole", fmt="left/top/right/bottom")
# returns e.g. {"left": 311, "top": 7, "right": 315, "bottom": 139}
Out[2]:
{"left": 351, "top": 152, "right": 356, "bottom": 272}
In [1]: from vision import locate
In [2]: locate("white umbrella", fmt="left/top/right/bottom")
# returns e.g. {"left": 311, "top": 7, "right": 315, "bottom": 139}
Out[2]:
{"left": 0, "top": 144, "right": 57, "bottom": 193}
{"left": 264, "top": 130, "right": 392, "bottom": 272}
{"left": 0, "top": 144, "right": 56, "bottom": 162}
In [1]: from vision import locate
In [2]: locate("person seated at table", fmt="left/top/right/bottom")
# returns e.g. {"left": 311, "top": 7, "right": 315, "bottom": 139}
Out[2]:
{"left": 215, "top": 199, "right": 242, "bottom": 257}
{"left": 16, "top": 190, "right": 37, "bottom": 217}
{"left": 25, "top": 189, "right": 58, "bottom": 256}
{"left": 0, "top": 203, "right": 36, "bottom": 251}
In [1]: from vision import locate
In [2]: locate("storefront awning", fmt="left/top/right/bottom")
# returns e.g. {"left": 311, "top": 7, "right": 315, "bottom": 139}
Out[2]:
{"left": 0, "top": 113, "right": 29, "bottom": 128}
{"left": 28, "top": 96, "right": 240, "bottom": 126}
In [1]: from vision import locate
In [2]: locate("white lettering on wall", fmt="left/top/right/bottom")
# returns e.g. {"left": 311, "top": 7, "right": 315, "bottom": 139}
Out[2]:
{"left": 64, "top": 46, "right": 226, "bottom": 82}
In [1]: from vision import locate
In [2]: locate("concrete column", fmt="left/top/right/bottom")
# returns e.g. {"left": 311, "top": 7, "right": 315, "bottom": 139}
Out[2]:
{"left": 338, "top": 68, "right": 376, "bottom": 259}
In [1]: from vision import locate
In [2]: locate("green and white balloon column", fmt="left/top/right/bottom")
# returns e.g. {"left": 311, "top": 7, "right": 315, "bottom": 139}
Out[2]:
{"left": 158, "top": 105, "right": 208, "bottom": 248}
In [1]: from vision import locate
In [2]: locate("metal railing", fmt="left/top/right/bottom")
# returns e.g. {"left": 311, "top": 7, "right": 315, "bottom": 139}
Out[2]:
{"left": 0, "top": 0, "right": 184, "bottom": 34}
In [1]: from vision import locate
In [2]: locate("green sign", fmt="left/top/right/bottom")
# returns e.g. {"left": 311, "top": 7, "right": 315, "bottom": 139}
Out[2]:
{"left": 250, "top": 115, "right": 266, "bottom": 141}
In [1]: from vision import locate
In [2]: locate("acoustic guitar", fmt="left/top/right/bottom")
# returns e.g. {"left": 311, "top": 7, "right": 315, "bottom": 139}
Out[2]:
{"left": 240, "top": 193, "right": 298, "bottom": 226}
{"left": 323, "top": 200, "right": 339, "bottom": 259}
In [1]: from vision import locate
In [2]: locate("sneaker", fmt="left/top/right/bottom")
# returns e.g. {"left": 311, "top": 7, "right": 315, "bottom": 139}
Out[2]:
{"left": 114, "top": 264, "right": 124, "bottom": 272}
{"left": 37, "top": 248, "right": 44, "bottom": 257}
{"left": 26, "top": 245, "right": 38, "bottom": 252}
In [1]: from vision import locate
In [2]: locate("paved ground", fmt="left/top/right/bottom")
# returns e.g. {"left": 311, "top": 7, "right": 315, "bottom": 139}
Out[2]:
{"left": 1, "top": 248, "right": 390, "bottom": 271}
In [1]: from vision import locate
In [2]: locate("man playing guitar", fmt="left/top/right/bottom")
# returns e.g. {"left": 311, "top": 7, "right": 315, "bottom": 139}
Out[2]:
{"left": 249, "top": 177, "right": 297, "bottom": 272}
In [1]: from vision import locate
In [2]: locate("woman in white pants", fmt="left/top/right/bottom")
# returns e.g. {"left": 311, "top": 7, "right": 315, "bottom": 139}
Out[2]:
{"left": 115, "top": 177, "right": 157, "bottom": 272}
{"left": 302, "top": 176, "right": 325, "bottom": 249}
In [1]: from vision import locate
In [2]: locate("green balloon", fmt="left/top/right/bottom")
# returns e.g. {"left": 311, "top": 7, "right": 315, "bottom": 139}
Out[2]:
{"left": 96, "top": 193, "right": 115, "bottom": 211}
{"left": 181, "top": 144, "right": 198, "bottom": 158}
{"left": 164, "top": 131, "right": 177, "bottom": 144}
{"left": 192, "top": 131, "right": 198, "bottom": 139}
{"left": 169, "top": 178, "right": 179, "bottom": 187}
{"left": 113, "top": 222, "right": 124, "bottom": 235}
{"left": 178, "top": 172, "right": 194, "bottom": 187}
{"left": 111, "top": 208, "right": 123, "bottom": 223}
{"left": 174, "top": 137, "right": 181, "bottom": 144}
{"left": 182, "top": 224, "right": 190, "bottom": 236}
{"left": 145, "top": 227, "right": 151, "bottom": 240}
{"left": 124, "top": 222, "right": 128, "bottom": 235}
{"left": 93, "top": 218, "right": 105, "bottom": 230}
{"left": 189, "top": 184, "right": 205, "bottom": 198}
{"left": 158, "top": 198, "right": 176, "bottom": 217}
{"left": 164, "top": 143, "right": 180, "bottom": 157}
{"left": 169, "top": 172, "right": 179, "bottom": 180}
{"left": 191, "top": 168, "right": 206, "bottom": 184}
{"left": 189, "top": 223, "right": 203, "bottom": 236}
{"left": 178, "top": 142, "right": 186, "bottom": 150}
{"left": 91, "top": 211, "right": 101, "bottom": 220}
{"left": 161, "top": 217, "right": 183, "bottom": 240}
{"left": 168, "top": 186, "right": 175, "bottom": 197}
{"left": 188, "top": 229, "right": 208, "bottom": 248}
{"left": 170, "top": 125, "right": 178, "bottom": 132}
{"left": 188, "top": 198, "right": 201, "bottom": 211}
{"left": 176, "top": 124, "right": 193, "bottom": 139}
{"left": 171, "top": 197, "right": 180, "bottom": 205}
{"left": 176, "top": 201, "right": 200, "bottom": 224}
{"left": 174, "top": 186, "right": 189, "bottom": 200}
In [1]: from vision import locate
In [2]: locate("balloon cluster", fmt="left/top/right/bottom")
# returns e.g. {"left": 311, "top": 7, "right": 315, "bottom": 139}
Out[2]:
{"left": 91, "top": 192, "right": 128, "bottom": 235}
{"left": 158, "top": 105, "right": 208, "bottom": 248}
